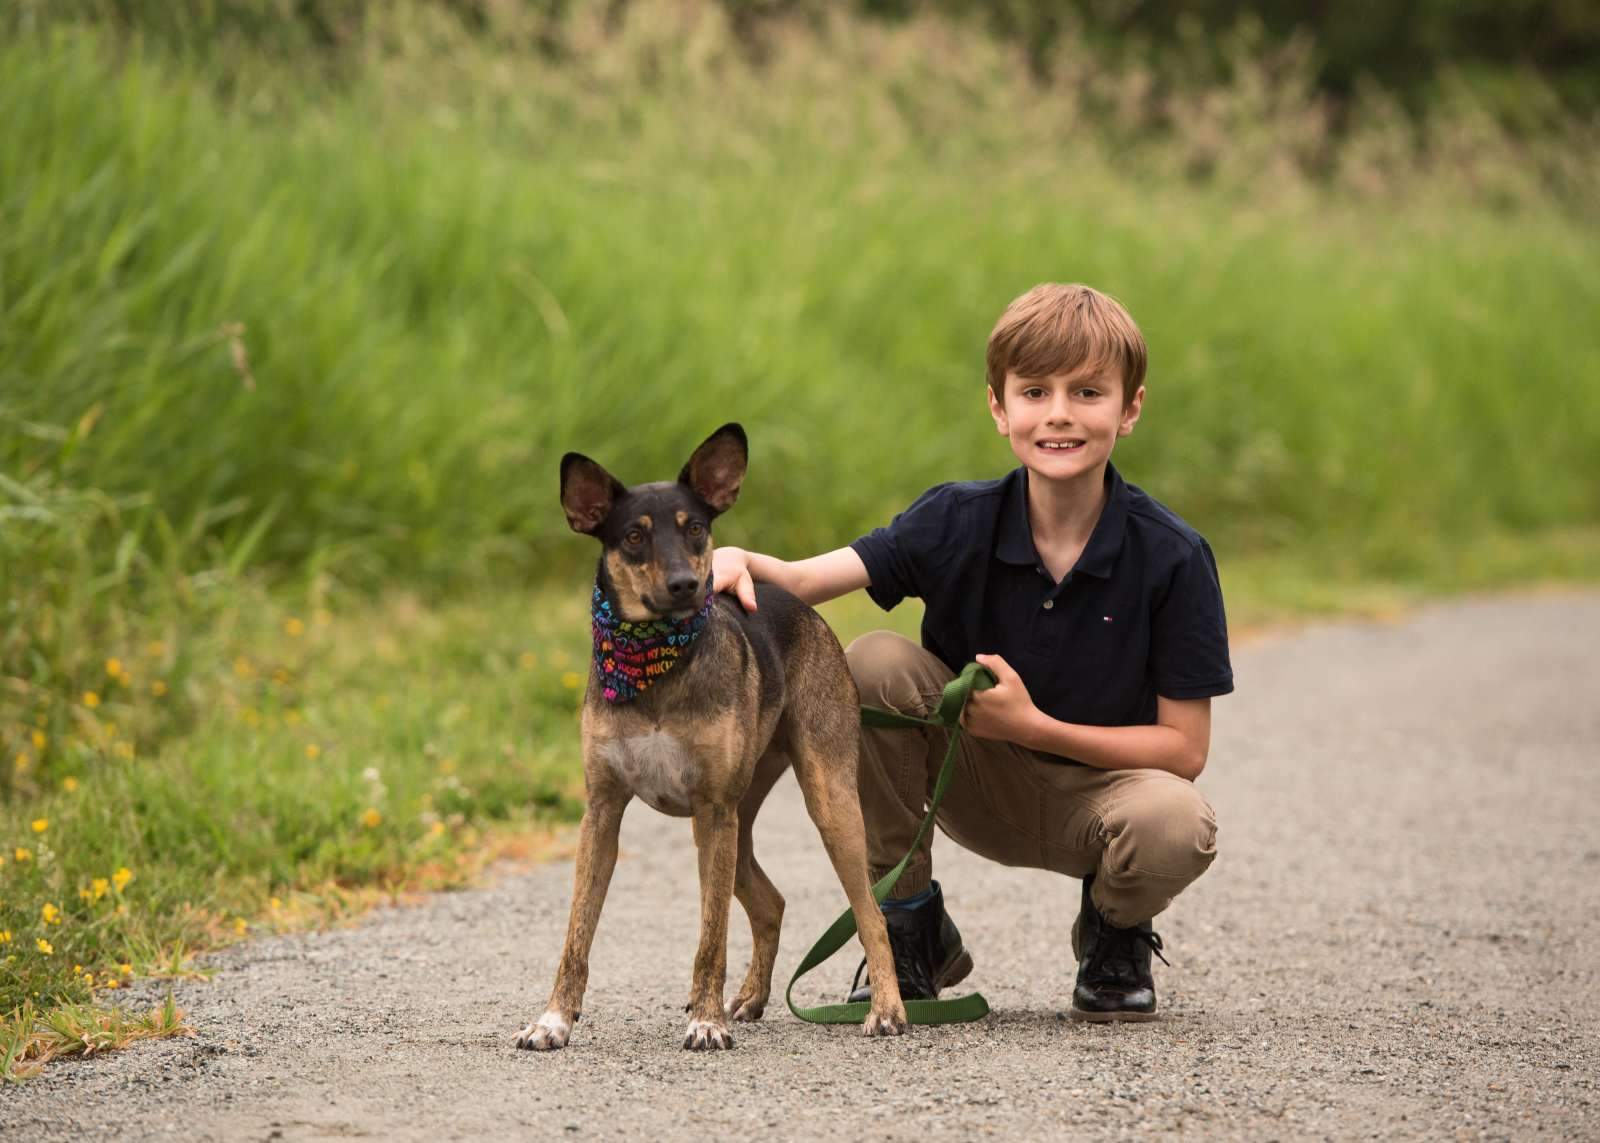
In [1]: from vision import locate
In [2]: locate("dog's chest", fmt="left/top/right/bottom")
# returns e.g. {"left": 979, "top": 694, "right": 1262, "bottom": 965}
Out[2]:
{"left": 597, "top": 729, "right": 697, "bottom": 815}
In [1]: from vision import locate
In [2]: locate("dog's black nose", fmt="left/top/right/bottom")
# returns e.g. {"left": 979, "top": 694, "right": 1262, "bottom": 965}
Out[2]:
{"left": 666, "top": 574, "right": 699, "bottom": 600}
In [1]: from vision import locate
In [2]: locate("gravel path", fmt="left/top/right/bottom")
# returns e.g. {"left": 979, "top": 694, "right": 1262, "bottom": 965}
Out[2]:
{"left": 3, "top": 593, "right": 1597, "bottom": 1140}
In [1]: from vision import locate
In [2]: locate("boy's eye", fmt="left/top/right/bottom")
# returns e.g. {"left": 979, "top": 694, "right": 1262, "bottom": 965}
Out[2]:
{"left": 1078, "top": 388, "right": 1101, "bottom": 399}
{"left": 624, "top": 528, "right": 645, "bottom": 546}
{"left": 1023, "top": 388, "right": 1046, "bottom": 399}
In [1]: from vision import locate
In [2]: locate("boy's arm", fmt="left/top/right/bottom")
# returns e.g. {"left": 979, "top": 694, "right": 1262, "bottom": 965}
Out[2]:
{"left": 712, "top": 545, "right": 871, "bottom": 609}
{"left": 965, "top": 653, "right": 1212, "bottom": 781}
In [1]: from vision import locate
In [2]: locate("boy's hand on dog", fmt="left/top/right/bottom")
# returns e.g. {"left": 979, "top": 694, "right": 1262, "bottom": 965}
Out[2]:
{"left": 964, "top": 653, "right": 1044, "bottom": 746}
{"left": 712, "top": 546, "right": 758, "bottom": 611}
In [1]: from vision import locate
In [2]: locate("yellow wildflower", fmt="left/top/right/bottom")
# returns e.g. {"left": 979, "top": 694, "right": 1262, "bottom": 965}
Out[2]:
{"left": 151, "top": 679, "right": 169, "bottom": 697}
{"left": 83, "top": 691, "right": 101, "bottom": 708}
{"left": 269, "top": 896, "right": 282, "bottom": 911}
{"left": 561, "top": 670, "right": 582, "bottom": 689}
{"left": 233, "top": 918, "right": 248, "bottom": 935}
{"left": 112, "top": 867, "right": 133, "bottom": 891}
{"left": 103, "top": 978, "right": 120, "bottom": 990}
{"left": 63, "top": 776, "right": 79, "bottom": 792}
{"left": 105, "top": 658, "right": 123, "bottom": 677}
{"left": 14, "top": 751, "right": 31, "bottom": 773}
{"left": 91, "top": 878, "right": 109, "bottom": 900}
{"left": 83, "top": 973, "right": 95, "bottom": 988}
{"left": 438, "top": 758, "right": 457, "bottom": 775}
{"left": 73, "top": 963, "right": 83, "bottom": 975}
{"left": 31, "top": 730, "right": 47, "bottom": 750}
{"left": 305, "top": 743, "right": 321, "bottom": 760}
{"left": 147, "top": 640, "right": 167, "bottom": 657}
{"left": 519, "top": 651, "right": 538, "bottom": 670}
{"left": 41, "top": 903, "right": 61, "bottom": 925}
{"left": 360, "top": 808, "right": 382, "bottom": 829}
{"left": 31, "top": 818, "right": 48, "bottom": 834}
{"left": 429, "top": 820, "right": 446, "bottom": 838}
{"left": 284, "top": 709, "right": 303, "bottom": 726}
{"left": 120, "top": 963, "right": 132, "bottom": 975}
{"left": 37, "top": 938, "right": 53, "bottom": 955}
{"left": 0, "top": 931, "right": 10, "bottom": 944}
{"left": 233, "top": 656, "right": 256, "bottom": 680}
{"left": 284, "top": 617, "right": 305, "bottom": 637}
{"left": 13, "top": 847, "right": 31, "bottom": 863}
{"left": 114, "top": 742, "right": 135, "bottom": 760}
{"left": 79, "top": 887, "right": 94, "bottom": 903}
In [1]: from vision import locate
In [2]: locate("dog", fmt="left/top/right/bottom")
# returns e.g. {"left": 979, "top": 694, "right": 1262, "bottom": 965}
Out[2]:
{"left": 515, "top": 423, "right": 909, "bottom": 1051}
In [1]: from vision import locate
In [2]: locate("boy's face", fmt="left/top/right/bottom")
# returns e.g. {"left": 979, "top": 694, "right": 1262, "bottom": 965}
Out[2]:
{"left": 987, "top": 363, "right": 1144, "bottom": 485}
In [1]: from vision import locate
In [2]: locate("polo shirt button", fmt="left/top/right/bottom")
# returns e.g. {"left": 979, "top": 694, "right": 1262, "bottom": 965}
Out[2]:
{"left": 1042, "top": 599, "right": 1054, "bottom": 610}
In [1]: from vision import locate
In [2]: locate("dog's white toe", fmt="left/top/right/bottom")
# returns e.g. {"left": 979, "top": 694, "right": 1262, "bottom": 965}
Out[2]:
{"left": 682, "top": 1018, "right": 735, "bottom": 1051}
{"left": 515, "top": 1011, "right": 572, "bottom": 1051}
{"left": 862, "top": 1009, "right": 909, "bottom": 1038}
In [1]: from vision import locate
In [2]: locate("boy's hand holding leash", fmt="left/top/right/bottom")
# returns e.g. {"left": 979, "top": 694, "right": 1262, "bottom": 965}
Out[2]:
{"left": 963, "top": 653, "right": 1043, "bottom": 746}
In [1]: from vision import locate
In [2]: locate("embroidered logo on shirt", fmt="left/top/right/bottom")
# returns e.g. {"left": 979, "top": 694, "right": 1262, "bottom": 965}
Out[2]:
{"left": 1102, "top": 615, "right": 1114, "bottom": 623}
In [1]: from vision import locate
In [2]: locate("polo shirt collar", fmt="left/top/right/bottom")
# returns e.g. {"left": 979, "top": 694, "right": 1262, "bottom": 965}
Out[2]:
{"left": 995, "top": 462, "right": 1130, "bottom": 580}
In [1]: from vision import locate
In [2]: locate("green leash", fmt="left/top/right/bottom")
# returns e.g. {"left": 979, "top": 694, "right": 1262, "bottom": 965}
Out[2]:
{"left": 785, "top": 661, "right": 996, "bottom": 1026}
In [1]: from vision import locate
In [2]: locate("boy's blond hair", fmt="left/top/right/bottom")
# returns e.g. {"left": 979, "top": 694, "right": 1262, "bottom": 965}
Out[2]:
{"left": 985, "top": 283, "right": 1147, "bottom": 407}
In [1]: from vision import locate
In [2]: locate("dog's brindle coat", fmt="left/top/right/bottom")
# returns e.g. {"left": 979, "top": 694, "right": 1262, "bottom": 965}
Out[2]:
{"left": 516, "top": 423, "right": 908, "bottom": 1051}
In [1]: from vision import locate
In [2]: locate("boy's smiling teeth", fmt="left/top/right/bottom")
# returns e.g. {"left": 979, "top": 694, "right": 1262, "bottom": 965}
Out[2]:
{"left": 1039, "top": 440, "right": 1085, "bottom": 450}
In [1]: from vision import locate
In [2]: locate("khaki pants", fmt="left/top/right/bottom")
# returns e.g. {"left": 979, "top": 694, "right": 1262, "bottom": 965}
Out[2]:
{"left": 848, "top": 631, "right": 1218, "bottom": 928}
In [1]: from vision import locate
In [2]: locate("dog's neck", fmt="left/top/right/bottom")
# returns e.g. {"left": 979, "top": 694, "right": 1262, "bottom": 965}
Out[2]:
{"left": 590, "top": 571, "right": 716, "bottom": 704}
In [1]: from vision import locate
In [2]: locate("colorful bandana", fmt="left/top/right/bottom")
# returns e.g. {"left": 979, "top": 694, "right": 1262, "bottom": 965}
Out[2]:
{"left": 591, "top": 577, "right": 715, "bottom": 703}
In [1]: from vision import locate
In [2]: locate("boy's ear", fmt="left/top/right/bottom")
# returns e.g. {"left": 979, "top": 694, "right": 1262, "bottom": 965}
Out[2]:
{"left": 678, "top": 423, "right": 748, "bottom": 515}
{"left": 560, "top": 453, "right": 627, "bottom": 535}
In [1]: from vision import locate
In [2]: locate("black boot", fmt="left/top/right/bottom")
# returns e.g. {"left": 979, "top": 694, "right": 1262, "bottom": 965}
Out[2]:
{"left": 1069, "top": 875, "right": 1169, "bottom": 1022}
{"left": 847, "top": 881, "right": 974, "bottom": 1003}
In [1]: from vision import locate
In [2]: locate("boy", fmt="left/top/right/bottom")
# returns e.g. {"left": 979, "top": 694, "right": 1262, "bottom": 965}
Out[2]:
{"left": 712, "top": 283, "right": 1230, "bottom": 1021}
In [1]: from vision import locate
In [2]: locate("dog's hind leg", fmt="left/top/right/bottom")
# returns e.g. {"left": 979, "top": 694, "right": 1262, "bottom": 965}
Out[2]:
{"left": 727, "top": 750, "right": 788, "bottom": 1023}
{"left": 785, "top": 703, "right": 910, "bottom": 1038}
{"left": 515, "top": 783, "right": 629, "bottom": 1051}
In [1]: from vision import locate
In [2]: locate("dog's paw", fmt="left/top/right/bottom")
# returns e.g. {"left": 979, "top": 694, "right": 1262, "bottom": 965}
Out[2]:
{"left": 726, "top": 993, "right": 767, "bottom": 1023}
{"left": 682, "top": 1018, "right": 735, "bottom": 1051}
{"left": 514, "top": 1012, "right": 572, "bottom": 1051}
{"left": 862, "top": 1007, "right": 909, "bottom": 1038}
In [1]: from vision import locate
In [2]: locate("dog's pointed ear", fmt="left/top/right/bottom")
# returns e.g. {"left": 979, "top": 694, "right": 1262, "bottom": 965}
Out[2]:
{"left": 678, "top": 423, "right": 747, "bottom": 516}
{"left": 560, "top": 452, "right": 627, "bottom": 535}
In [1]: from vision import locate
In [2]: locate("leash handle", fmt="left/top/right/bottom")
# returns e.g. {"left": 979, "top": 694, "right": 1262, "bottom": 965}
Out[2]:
{"left": 785, "top": 661, "right": 996, "bottom": 1026}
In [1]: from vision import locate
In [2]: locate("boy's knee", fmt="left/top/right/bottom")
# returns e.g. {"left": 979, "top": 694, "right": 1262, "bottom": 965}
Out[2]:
{"left": 845, "top": 630, "right": 929, "bottom": 715}
{"left": 1104, "top": 776, "right": 1218, "bottom": 881}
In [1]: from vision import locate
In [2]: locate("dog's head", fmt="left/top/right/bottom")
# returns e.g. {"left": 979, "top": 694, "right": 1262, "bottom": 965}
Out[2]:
{"left": 560, "top": 423, "right": 747, "bottom": 621}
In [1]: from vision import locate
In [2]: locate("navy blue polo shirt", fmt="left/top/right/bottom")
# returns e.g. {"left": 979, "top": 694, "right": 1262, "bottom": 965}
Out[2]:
{"left": 850, "top": 463, "right": 1232, "bottom": 744}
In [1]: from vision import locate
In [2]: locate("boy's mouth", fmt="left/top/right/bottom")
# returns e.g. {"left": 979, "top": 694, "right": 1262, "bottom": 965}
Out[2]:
{"left": 1037, "top": 439, "right": 1086, "bottom": 452}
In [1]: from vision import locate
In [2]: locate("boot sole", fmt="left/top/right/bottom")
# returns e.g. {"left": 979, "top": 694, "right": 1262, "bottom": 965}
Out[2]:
{"left": 1067, "top": 1007, "right": 1158, "bottom": 1023}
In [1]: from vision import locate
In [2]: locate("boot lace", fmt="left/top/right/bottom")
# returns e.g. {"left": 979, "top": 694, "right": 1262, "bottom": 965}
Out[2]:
{"left": 1090, "top": 926, "right": 1170, "bottom": 987}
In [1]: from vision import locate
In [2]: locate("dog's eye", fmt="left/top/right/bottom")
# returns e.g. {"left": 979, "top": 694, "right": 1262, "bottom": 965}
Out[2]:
{"left": 624, "top": 529, "right": 645, "bottom": 546}
{"left": 687, "top": 521, "right": 704, "bottom": 538}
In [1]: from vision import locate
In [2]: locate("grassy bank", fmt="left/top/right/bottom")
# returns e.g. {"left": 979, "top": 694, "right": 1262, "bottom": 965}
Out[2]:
{"left": 3, "top": 5, "right": 1599, "bottom": 1077}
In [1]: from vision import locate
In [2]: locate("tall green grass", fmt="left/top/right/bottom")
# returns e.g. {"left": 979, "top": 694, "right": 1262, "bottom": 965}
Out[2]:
{"left": 4, "top": 18, "right": 1596, "bottom": 594}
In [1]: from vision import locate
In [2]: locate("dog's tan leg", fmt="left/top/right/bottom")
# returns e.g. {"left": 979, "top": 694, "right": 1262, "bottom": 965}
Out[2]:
{"left": 514, "top": 785, "right": 628, "bottom": 1051}
{"left": 728, "top": 751, "right": 787, "bottom": 1023}
{"left": 684, "top": 801, "right": 740, "bottom": 1049}
{"left": 789, "top": 724, "right": 910, "bottom": 1038}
